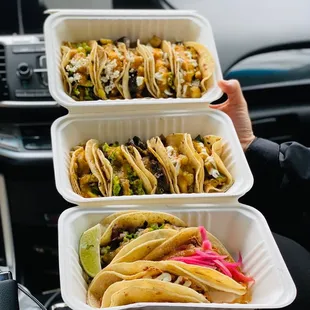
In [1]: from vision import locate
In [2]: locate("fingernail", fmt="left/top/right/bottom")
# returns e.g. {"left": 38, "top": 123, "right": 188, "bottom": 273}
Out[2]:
{"left": 226, "top": 80, "right": 234, "bottom": 86}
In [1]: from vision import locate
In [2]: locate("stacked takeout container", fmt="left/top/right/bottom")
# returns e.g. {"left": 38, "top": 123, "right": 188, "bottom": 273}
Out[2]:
{"left": 44, "top": 9, "right": 296, "bottom": 310}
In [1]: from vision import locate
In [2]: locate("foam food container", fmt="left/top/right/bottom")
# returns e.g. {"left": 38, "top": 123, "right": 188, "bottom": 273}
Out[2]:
{"left": 58, "top": 204, "right": 296, "bottom": 310}
{"left": 51, "top": 108, "right": 253, "bottom": 207}
{"left": 44, "top": 9, "right": 296, "bottom": 310}
{"left": 44, "top": 9, "right": 223, "bottom": 111}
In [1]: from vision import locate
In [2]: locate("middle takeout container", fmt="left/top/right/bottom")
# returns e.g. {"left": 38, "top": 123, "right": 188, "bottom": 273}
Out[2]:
{"left": 51, "top": 108, "right": 254, "bottom": 207}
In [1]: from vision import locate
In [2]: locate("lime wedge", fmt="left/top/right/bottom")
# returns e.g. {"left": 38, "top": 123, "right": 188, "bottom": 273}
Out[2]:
{"left": 79, "top": 223, "right": 102, "bottom": 278}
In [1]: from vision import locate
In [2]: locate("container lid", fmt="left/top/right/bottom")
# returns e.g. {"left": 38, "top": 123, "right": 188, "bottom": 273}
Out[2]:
{"left": 44, "top": 9, "right": 223, "bottom": 113}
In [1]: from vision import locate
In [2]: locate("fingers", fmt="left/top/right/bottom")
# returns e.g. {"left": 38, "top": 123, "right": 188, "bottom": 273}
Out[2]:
{"left": 209, "top": 99, "right": 229, "bottom": 111}
{"left": 218, "top": 79, "right": 245, "bottom": 105}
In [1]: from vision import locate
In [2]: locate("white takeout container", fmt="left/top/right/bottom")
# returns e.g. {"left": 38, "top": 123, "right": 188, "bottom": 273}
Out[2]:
{"left": 58, "top": 204, "right": 296, "bottom": 310}
{"left": 51, "top": 108, "right": 254, "bottom": 207}
{"left": 44, "top": 9, "right": 296, "bottom": 310}
{"left": 44, "top": 9, "right": 223, "bottom": 112}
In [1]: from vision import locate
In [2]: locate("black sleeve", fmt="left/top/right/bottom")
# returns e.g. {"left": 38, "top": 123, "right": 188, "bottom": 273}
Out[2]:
{"left": 245, "top": 137, "right": 310, "bottom": 192}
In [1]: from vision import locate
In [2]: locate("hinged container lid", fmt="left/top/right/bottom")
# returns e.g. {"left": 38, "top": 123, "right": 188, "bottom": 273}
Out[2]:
{"left": 44, "top": 9, "right": 223, "bottom": 114}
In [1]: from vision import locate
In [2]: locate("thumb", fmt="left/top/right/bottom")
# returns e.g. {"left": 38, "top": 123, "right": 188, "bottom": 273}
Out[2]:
{"left": 218, "top": 79, "right": 245, "bottom": 105}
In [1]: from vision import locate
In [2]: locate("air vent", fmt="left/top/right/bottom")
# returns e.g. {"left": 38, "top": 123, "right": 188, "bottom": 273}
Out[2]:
{"left": 0, "top": 44, "right": 9, "bottom": 100}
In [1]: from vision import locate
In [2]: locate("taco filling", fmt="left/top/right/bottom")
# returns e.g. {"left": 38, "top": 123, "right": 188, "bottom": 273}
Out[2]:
{"left": 126, "top": 136, "right": 170, "bottom": 194}
{"left": 98, "top": 41, "right": 127, "bottom": 99}
{"left": 193, "top": 135, "right": 228, "bottom": 192}
{"left": 147, "top": 45, "right": 175, "bottom": 98}
{"left": 159, "top": 136, "right": 195, "bottom": 194}
{"left": 70, "top": 147, "right": 102, "bottom": 198}
{"left": 173, "top": 42, "right": 203, "bottom": 98}
{"left": 102, "top": 142, "right": 146, "bottom": 196}
{"left": 126, "top": 49, "right": 152, "bottom": 98}
{"left": 63, "top": 41, "right": 97, "bottom": 100}
{"left": 100, "top": 222, "right": 178, "bottom": 266}
{"left": 168, "top": 226, "right": 254, "bottom": 288}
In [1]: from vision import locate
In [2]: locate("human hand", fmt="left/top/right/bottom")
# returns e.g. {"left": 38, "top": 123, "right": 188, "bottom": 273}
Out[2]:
{"left": 210, "top": 79, "right": 256, "bottom": 151}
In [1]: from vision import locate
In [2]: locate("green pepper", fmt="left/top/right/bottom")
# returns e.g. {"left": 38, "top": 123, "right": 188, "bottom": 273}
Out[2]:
{"left": 77, "top": 46, "right": 85, "bottom": 53}
{"left": 100, "top": 246, "right": 111, "bottom": 255}
{"left": 149, "top": 223, "right": 165, "bottom": 231}
{"left": 73, "top": 88, "right": 80, "bottom": 96}
{"left": 125, "top": 163, "right": 137, "bottom": 182}
{"left": 84, "top": 87, "right": 94, "bottom": 100}
{"left": 90, "top": 184, "right": 101, "bottom": 196}
{"left": 167, "top": 72, "right": 175, "bottom": 89}
{"left": 108, "top": 152, "right": 116, "bottom": 163}
{"left": 123, "top": 232, "right": 138, "bottom": 242}
{"left": 102, "top": 143, "right": 109, "bottom": 152}
{"left": 131, "top": 179, "right": 145, "bottom": 195}
{"left": 112, "top": 176, "right": 121, "bottom": 196}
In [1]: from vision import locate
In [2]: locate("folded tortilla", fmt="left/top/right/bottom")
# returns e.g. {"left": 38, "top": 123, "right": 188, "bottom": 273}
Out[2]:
{"left": 110, "top": 228, "right": 178, "bottom": 264}
{"left": 148, "top": 133, "right": 202, "bottom": 194}
{"left": 143, "top": 39, "right": 176, "bottom": 98}
{"left": 101, "top": 142, "right": 155, "bottom": 197}
{"left": 192, "top": 135, "right": 234, "bottom": 192}
{"left": 124, "top": 136, "right": 174, "bottom": 194}
{"left": 95, "top": 40, "right": 128, "bottom": 99}
{"left": 61, "top": 40, "right": 98, "bottom": 100}
{"left": 122, "top": 41, "right": 155, "bottom": 99}
{"left": 69, "top": 144, "right": 103, "bottom": 198}
{"left": 100, "top": 210, "right": 187, "bottom": 246}
{"left": 98, "top": 211, "right": 186, "bottom": 266}
{"left": 102, "top": 279, "right": 208, "bottom": 307}
{"left": 87, "top": 260, "right": 246, "bottom": 308}
{"left": 172, "top": 41, "right": 215, "bottom": 98}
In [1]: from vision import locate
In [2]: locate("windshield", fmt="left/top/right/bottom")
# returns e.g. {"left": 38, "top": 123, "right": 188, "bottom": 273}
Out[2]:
{"left": 0, "top": 0, "right": 173, "bottom": 35}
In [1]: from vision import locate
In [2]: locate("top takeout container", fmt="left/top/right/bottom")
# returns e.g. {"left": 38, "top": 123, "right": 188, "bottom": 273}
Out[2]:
{"left": 44, "top": 9, "right": 223, "bottom": 112}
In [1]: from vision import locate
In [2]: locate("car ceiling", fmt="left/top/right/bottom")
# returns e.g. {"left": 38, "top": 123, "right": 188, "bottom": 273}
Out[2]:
{"left": 169, "top": 0, "right": 310, "bottom": 73}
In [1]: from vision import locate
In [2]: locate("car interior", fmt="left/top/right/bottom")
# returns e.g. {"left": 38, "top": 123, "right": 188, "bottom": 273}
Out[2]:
{"left": 0, "top": 0, "right": 309, "bottom": 309}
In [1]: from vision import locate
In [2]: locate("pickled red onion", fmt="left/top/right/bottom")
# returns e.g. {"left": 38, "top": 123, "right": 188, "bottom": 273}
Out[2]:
{"left": 199, "top": 226, "right": 207, "bottom": 242}
{"left": 168, "top": 226, "right": 254, "bottom": 284}
{"left": 214, "top": 259, "right": 232, "bottom": 277}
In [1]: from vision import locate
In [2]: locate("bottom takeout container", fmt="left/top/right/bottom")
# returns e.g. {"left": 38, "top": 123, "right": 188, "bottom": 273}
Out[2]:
{"left": 58, "top": 204, "right": 296, "bottom": 310}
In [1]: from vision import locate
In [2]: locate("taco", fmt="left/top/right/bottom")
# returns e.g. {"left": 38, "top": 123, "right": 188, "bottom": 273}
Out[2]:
{"left": 87, "top": 260, "right": 247, "bottom": 307}
{"left": 69, "top": 144, "right": 103, "bottom": 198}
{"left": 101, "top": 142, "right": 154, "bottom": 196}
{"left": 142, "top": 36, "right": 175, "bottom": 98}
{"left": 100, "top": 210, "right": 186, "bottom": 245}
{"left": 192, "top": 135, "right": 234, "bottom": 192}
{"left": 98, "top": 211, "right": 186, "bottom": 266}
{"left": 84, "top": 139, "right": 110, "bottom": 197}
{"left": 102, "top": 279, "right": 208, "bottom": 307}
{"left": 146, "top": 225, "right": 253, "bottom": 281}
{"left": 96, "top": 39, "right": 128, "bottom": 99}
{"left": 143, "top": 226, "right": 253, "bottom": 302}
{"left": 110, "top": 228, "right": 178, "bottom": 264}
{"left": 148, "top": 133, "right": 202, "bottom": 194}
{"left": 172, "top": 41, "right": 215, "bottom": 98}
{"left": 122, "top": 42, "right": 155, "bottom": 99}
{"left": 124, "top": 136, "right": 174, "bottom": 194}
{"left": 61, "top": 40, "right": 98, "bottom": 100}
